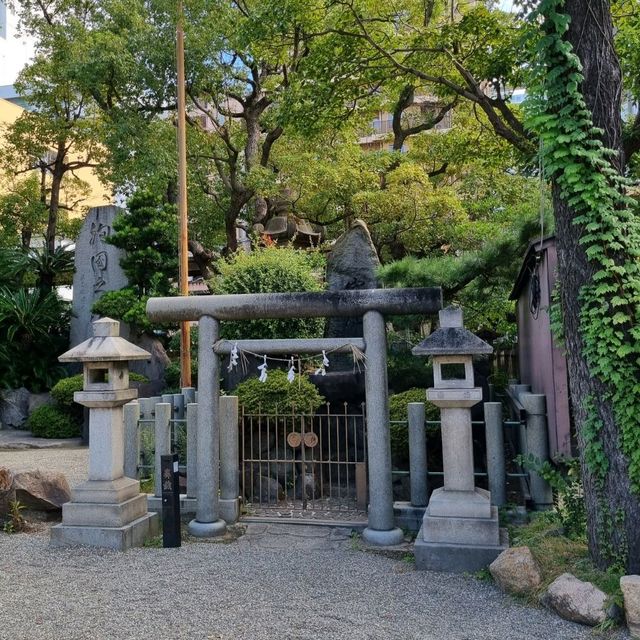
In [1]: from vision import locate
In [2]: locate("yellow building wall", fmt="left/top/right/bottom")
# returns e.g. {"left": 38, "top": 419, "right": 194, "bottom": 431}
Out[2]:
{"left": 0, "top": 98, "right": 111, "bottom": 218}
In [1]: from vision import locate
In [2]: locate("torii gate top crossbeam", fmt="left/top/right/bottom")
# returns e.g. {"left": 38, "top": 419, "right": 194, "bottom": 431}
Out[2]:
{"left": 147, "top": 287, "right": 442, "bottom": 323}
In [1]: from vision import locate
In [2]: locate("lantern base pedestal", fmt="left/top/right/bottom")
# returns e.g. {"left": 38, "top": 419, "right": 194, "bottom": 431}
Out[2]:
{"left": 51, "top": 477, "right": 159, "bottom": 550}
{"left": 414, "top": 525, "right": 508, "bottom": 573}
{"left": 51, "top": 512, "right": 159, "bottom": 551}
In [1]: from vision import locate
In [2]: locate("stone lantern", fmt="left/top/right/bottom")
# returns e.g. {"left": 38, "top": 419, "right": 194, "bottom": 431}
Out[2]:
{"left": 411, "top": 306, "right": 506, "bottom": 572}
{"left": 51, "top": 318, "right": 159, "bottom": 550}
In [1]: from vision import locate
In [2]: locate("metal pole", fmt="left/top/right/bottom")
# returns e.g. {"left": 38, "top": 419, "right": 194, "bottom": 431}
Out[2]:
{"left": 408, "top": 402, "right": 428, "bottom": 507}
{"left": 484, "top": 402, "right": 506, "bottom": 507}
{"left": 188, "top": 315, "right": 226, "bottom": 537}
{"left": 362, "top": 310, "right": 403, "bottom": 546}
{"left": 176, "top": 0, "right": 191, "bottom": 387}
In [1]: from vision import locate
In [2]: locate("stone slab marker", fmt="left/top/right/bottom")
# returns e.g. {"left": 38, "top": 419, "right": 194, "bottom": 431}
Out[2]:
{"left": 70, "top": 206, "right": 128, "bottom": 348}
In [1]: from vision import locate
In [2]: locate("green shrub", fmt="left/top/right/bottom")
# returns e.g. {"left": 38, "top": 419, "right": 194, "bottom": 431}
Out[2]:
{"left": 211, "top": 246, "right": 325, "bottom": 340}
{"left": 91, "top": 288, "right": 153, "bottom": 333}
{"left": 51, "top": 372, "right": 149, "bottom": 406}
{"left": 388, "top": 388, "right": 440, "bottom": 461}
{"left": 234, "top": 369, "right": 325, "bottom": 414}
{"left": 27, "top": 405, "right": 81, "bottom": 438}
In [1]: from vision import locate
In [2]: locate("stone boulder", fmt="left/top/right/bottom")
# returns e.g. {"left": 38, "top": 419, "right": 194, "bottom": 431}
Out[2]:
{"left": 621, "top": 575, "right": 640, "bottom": 639}
{"left": 0, "top": 387, "right": 30, "bottom": 428}
{"left": 541, "top": 573, "right": 607, "bottom": 626}
{"left": 0, "top": 467, "right": 13, "bottom": 515}
{"left": 489, "top": 546, "right": 542, "bottom": 596}
{"left": 12, "top": 470, "right": 71, "bottom": 511}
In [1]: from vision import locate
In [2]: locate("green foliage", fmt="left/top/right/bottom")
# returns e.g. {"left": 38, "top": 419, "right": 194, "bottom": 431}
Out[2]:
{"left": 2, "top": 501, "right": 27, "bottom": 534}
{"left": 106, "top": 191, "right": 178, "bottom": 295}
{"left": 525, "top": 0, "right": 640, "bottom": 498}
{"left": 211, "top": 247, "right": 325, "bottom": 340}
{"left": 0, "top": 287, "right": 69, "bottom": 391}
{"left": 388, "top": 388, "right": 440, "bottom": 461}
{"left": 51, "top": 372, "right": 148, "bottom": 407}
{"left": 234, "top": 369, "right": 325, "bottom": 414}
{"left": 518, "top": 454, "right": 586, "bottom": 540}
{"left": 91, "top": 288, "right": 152, "bottom": 333}
{"left": 27, "top": 405, "right": 81, "bottom": 439}
{"left": 0, "top": 175, "right": 48, "bottom": 249}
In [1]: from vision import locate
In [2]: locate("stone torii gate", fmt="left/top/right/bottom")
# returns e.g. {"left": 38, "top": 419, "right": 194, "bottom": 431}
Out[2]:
{"left": 147, "top": 287, "right": 441, "bottom": 546}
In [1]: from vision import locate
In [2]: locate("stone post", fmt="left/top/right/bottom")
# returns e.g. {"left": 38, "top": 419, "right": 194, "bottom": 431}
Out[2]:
{"left": 188, "top": 315, "right": 226, "bottom": 537}
{"left": 362, "top": 310, "right": 404, "bottom": 546}
{"left": 123, "top": 401, "right": 140, "bottom": 480}
{"left": 408, "top": 402, "right": 428, "bottom": 507}
{"left": 219, "top": 395, "right": 240, "bottom": 524}
{"left": 520, "top": 393, "right": 553, "bottom": 509}
{"left": 186, "top": 402, "right": 198, "bottom": 500}
{"left": 484, "top": 402, "right": 506, "bottom": 507}
{"left": 154, "top": 403, "right": 172, "bottom": 498}
{"left": 51, "top": 318, "right": 158, "bottom": 550}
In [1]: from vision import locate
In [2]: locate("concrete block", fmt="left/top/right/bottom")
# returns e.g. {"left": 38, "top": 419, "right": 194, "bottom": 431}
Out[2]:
{"left": 393, "top": 502, "right": 426, "bottom": 533}
{"left": 219, "top": 498, "right": 240, "bottom": 524}
{"left": 414, "top": 525, "right": 508, "bottom": 573}
{"left": 422, "top": 506, "right": 500, "bottom": 546}
{"left": 427, "top": 487, "right": 491, "bottom": 519}
{"left": 62, "top": 494, "right": 148, "bottom": 527}
{"left": 51, "top": 512, "right": 159, "bottom": 551}
{"left": 72, "top": 477, "right": 140, "bottom": 504}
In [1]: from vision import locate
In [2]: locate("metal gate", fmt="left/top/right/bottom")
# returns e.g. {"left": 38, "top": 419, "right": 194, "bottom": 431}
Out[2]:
{"left": 240, "top": 403, "right": 368, "bottom": 523}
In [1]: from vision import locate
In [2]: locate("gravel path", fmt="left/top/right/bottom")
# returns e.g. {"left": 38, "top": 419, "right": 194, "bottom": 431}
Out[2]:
{"left": 0, "top": 447, "right": 628, "bottom": 640}
{"left": 0, "top": 523, "right": 624, "bottom": 640}
{"left": 0, "top": 447, "right": 89, "bottom": 487}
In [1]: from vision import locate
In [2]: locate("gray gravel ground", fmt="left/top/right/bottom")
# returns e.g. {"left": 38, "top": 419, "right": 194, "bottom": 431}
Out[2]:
{"left": 0, "top": 446, "right": 89, "bottom": 487}
{"left": 0, "top": 447, "right": 628, "bottom": 640}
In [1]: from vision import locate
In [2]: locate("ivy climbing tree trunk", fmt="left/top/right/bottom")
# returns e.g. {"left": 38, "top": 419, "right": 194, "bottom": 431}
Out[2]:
{"left": 536, "top": 0, "right": 640, "bottom": 571}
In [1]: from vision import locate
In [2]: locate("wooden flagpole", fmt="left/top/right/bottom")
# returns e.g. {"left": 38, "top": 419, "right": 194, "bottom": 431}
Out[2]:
{"left": 177, "top": 0, "right": 192, "bottom": 387}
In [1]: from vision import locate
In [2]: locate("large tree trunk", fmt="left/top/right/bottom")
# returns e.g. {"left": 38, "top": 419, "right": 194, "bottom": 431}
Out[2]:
{"left": 554, "top": 0, "right": 640, "bottom": 571}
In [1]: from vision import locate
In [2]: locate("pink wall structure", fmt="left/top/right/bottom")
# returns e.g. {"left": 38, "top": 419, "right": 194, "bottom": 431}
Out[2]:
{"left": 510, "top": 237, "right": 572, "bottom": 457}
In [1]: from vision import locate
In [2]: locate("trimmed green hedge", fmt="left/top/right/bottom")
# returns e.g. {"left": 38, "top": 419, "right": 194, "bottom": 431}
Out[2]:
{"left": 27, "top": 405, "right": 81, "bottom": 439}
{"left": 234, "top": 369, "right": 325, "bottom": 414}
{"left": 389, "top": 388, "right": 440, "bottom": 461}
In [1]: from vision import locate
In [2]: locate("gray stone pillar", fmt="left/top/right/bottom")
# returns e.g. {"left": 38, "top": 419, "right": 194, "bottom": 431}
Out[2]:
{"left": 441, "top": 408, "right": 475, "bottom": 492}
{"left": 219, "top": 395, "right": 240, "bottom": 524}
{"left": 521, "top": 393, "right": 553, "bottom": 509}
{"left": 408, "top": 402, "right": 428, "bottom": 507}
{"left": 484, "top": 402, "right": 506, "bottom": 507}
{"left": 182, "top": 387, "right": 196, "bottom": 405}
{"left": 154, "top": 403, "right": 172, "bottom": 498}
{"left": 188, "top": 315, "right": 226, "bottom": 537}
{"left": 186, "top": 402, "right": 198, "bottom": 499}
{"left": 362, "top": 310, "right": 403, "bottom": 546}
{"left": 123, "top": 401, "right": 140, "bottom": 480}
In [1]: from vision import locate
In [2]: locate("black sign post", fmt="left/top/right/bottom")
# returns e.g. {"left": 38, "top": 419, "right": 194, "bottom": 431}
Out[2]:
{"left": 161, "top": 453, "right": 181, "bottom": 547}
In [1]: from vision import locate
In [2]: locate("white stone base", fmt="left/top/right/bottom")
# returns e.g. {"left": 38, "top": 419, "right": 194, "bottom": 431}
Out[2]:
{"left": 422, "top": 506, "right": 501, "bottom": 546}
{"left": 146, "top": 494, "right": 197, "bottom": 515}
{"left": 427, "top": 487, "right": 492, "bottom": 519}
{"left": 51, "top": 512, "right": 159, "bottom": 551}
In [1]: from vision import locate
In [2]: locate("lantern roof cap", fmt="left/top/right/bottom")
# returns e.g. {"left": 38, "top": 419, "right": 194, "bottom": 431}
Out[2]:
{"left": 412, "top": 307, "right": 492, "bottom": 356}
{"left": 58, "top": 318, "right": 151, "bottom": 363}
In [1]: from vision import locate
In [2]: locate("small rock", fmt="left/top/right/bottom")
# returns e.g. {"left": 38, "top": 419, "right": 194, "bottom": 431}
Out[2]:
{"left": 0, "top": 388, "right": 30, "bottom": 428}
{"left": 621, "top": 575, "right": 640, "bottom": 639}
{"left": 12, "top": 470, "right": 71, "bottom": 511}
{"left": 541, "top": 573, "right": 607, "bottom": 626}
{"left": 489, "top": 546, "right": 542, "bottom": 595}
